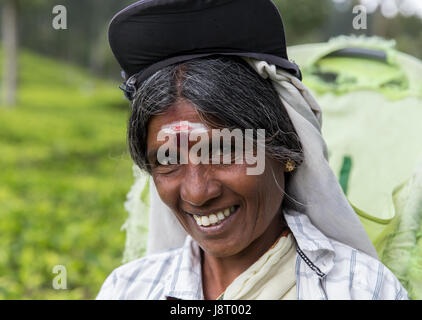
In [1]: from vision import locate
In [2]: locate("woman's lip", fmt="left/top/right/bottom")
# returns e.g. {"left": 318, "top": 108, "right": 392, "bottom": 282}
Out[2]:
{"left": 188, "top": 206, "right": 240, "bottom": 235}
{"left": 183, "top": 206, "right": 237, "bottom": 216}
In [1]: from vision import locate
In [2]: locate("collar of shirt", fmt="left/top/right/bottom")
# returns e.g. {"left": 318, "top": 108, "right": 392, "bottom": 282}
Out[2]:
{"left": 162, "top": 235, "right": 204, "bottom": 300}
{"left": 284, "top": 209, "right": 336, "bottom": 277}
{"left": 161, "top": 209, "right": 336, "bottom": 300}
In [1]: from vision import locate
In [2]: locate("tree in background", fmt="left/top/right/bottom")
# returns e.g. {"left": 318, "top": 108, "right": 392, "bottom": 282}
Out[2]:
{"left": 2, "top": 0, "right": 18, "bottom": 107}
{"left": 1, "top": 0, "right": 51, "bottom": 107}
{"left": 273, "top": 0, "right": 333, "bottom": 45}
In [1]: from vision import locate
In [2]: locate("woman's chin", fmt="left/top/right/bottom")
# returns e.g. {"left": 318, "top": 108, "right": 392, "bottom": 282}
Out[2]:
{"left": 196, "top": 236, "right": 247, "bottom": 258}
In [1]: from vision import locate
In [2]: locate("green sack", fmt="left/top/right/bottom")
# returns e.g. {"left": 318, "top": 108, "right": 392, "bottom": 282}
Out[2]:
{"left": 288, "top": 35, "right": 422, "bottom": 299}
{"left": 380, "top": 162, "right": 422, "bottom": 300}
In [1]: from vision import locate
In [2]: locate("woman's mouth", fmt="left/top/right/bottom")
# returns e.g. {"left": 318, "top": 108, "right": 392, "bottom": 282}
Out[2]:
{"left": 192, "top": 205, "right": 237, "bottom": 226}
{"left": 184, "top": 205, "right": 240, "bottom": 234}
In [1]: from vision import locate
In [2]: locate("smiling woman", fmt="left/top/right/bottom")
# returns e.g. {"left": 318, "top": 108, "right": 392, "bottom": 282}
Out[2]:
{"left": 97, "top": 0, "right": 408, "bottom": 300}
{"left": 138, "top": 59, "right": 301, "bottom": 299}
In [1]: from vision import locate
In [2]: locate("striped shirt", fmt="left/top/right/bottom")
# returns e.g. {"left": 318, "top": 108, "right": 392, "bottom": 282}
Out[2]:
{"left": 96, "top": 209, "right": 408, "bottom": 300}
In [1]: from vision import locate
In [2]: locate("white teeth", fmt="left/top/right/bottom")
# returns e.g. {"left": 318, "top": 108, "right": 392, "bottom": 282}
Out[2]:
{"left": 201, "top": 216, "right": 210, "bottom": 226}
{"left": 217, "top": 212, "right": 225, "bottom": 220}
{"left": 192, "top": 206, "right": 237, "bottom": 227}
{"left": 209, "top": 214, "right": 218, "bottom": 225}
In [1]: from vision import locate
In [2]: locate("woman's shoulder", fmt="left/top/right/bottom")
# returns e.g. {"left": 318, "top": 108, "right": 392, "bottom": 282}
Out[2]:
{"left": 96, "top": 247, "right": 183, "bottom": 300}
{"left": 327, "top": 239, "right": 408, "bottom": 300}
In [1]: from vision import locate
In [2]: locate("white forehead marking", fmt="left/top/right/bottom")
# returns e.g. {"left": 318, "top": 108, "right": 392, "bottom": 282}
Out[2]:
{"left": 161, "top": 121, "right": 209, "bottom": 134}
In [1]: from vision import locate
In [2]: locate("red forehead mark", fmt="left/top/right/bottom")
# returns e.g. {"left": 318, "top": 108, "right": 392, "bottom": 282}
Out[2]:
{"left": 172, "top": 124, "right": 192, "bottom": 131}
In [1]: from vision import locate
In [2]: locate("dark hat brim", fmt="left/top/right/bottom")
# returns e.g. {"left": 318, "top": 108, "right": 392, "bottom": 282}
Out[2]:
{"left": 128, "top": 51, "right": 301, "bottom": 84}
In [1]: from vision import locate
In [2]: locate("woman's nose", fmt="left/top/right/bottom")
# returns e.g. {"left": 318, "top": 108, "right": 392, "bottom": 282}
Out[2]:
{"left": 180, "top": 165, "right": 222, "bottom": 207}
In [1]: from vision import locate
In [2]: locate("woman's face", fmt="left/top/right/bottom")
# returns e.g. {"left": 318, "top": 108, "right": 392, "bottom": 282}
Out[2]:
{"left": 146, "top": 100, "right": 286, "bottom": 257}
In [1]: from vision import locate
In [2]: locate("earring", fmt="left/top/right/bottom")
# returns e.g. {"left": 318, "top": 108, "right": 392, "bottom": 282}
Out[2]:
{"left": 285, "top": 159, "right": 295, "bottom": 172}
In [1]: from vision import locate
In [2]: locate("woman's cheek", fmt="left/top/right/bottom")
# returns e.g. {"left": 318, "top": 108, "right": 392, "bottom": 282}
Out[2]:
{"left": 221, "top": 170, "right": 260, "bottom": 199}
{"left": 152, "top": 174, "right": 180, "bottom": 209}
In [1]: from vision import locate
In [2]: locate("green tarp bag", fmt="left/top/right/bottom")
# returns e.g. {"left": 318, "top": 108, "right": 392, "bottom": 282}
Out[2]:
{"left": 288, "top": 35, "right": 422, "bottom": 299}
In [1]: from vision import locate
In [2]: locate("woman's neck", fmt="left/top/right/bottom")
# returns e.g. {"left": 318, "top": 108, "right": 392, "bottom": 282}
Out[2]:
{"left": 201, "top": 213, "right": 285, "bottom": 300}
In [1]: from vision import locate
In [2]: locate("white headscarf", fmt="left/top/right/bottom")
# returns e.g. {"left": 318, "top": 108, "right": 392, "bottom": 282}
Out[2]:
{"left": 124, "top": 58, "right": 378, "bottom": 260}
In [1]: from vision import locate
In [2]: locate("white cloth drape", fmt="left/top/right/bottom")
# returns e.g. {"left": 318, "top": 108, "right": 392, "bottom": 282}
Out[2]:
{"left": 222, "top": 233, "right": 297, "bottom": 300}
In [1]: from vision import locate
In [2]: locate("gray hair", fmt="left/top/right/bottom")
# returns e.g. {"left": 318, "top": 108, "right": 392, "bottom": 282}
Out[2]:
{"left": 128, "top": 55, "right": 303, "bottom": 173}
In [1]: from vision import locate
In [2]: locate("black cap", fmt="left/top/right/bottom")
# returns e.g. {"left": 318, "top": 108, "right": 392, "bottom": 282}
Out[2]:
{"left": 109, "top": 0, "right": 302, "bottom": 100}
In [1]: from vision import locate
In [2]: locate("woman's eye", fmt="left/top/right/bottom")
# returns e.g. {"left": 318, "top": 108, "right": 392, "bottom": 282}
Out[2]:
{"left": 152, "top": 154, "right": 186, "bottom": 175}
{"left": 155, "top": 153, "right": 179, "bottom": 166}
{"left": 158, "top": 157, "right": 177, "bottom": 166}
{"left": 209, "top": 145, "right": 240, "bottom": 165}
{"left": 160, "top": 159, "right": 170, "bottom": 166}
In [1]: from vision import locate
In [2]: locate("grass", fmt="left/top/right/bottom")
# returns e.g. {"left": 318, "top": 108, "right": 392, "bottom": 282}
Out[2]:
{"left": 0, "top": 49, "right": 134, "bottom": 299}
